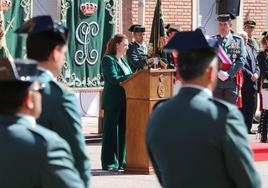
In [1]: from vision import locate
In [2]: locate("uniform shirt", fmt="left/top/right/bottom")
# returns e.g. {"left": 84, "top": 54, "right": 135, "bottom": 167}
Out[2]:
{"left": 36, "top": 67, "right": 91, "bottom": 188}
{"left": 0, "top": 114, "right": 85, "bottom": 188}
{"left": 126, "top": 41, "right": 148, "bottom": 72}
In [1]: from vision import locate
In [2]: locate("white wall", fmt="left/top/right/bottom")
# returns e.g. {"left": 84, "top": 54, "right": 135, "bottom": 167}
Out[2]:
{"left": 32, "top": 0, "right": 58, "bottom": 20}
{"left": 198, "top": 0, "right": 218, "bottom": 37}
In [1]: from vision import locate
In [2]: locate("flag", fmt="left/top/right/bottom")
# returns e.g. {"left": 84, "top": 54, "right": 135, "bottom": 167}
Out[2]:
{"left": 0, "top": 0, "right": 31, "bottom": 59}
{"left": 60, "top": 0, "right": 116, "bottom": 88}
{"left": 149, "top": 0, "right": 167, "bottom": 68}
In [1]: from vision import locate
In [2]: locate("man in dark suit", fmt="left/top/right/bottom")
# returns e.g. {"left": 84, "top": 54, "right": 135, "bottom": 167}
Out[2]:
{"left": 213, "top": 14, "right": 246, "bottom": 104}
{"left": 146, "top": 30, "right": 261, "bottom": 188}
{"left": 239, "top": 31, "right": 260, "bottom": 134}
{"left": 15, "top": 16, "right": 91, "bottom": 187}
{"left": 0, "top": 59, "right": 84, "bottom": 188}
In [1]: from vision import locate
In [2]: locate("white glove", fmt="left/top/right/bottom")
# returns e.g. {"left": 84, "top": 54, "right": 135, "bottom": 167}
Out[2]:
{"left": 152, "top": 57, "right": 159, "bottom": 65}
{"left": 217, "top": 70, "right": 229, "bottom": 81}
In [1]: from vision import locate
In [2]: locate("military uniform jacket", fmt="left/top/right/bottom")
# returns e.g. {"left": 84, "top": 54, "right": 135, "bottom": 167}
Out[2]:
{"left": 126, "top": 41, "right": 147, "bottom": 72}
{"left": 248, "top": 37, "right": 260, "bottom": 58}
{"left": 102, "top": 55, "right": 132, "bottom": 110}
{"left": 214, "top": 34, "right": 246, "bottom": 89}
{"left": 37, "top": 69, "right": 91, "bottom": 188}
{"left": 146, "top": 87, "right": 261, "bottom": 188}
{"left": 0, "top": 115, "right": 84, "bottom": 188}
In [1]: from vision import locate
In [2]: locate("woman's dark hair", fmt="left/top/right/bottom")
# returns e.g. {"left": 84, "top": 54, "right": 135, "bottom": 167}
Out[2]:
{"left": 26, "top": 31, "right": 67, "bottom": 61}
{"left": 104, "top": 33, "right": 127, "bottom": 56}
{"left": 261, "top": 35, "right": 268, "bottom": 47}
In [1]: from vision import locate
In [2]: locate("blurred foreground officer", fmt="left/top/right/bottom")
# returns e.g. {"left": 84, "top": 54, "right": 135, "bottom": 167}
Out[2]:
{"left": 15, "top": 16, "right": 91, "bottom": 187}
{"left": 146, "top": 30, "right": 261, "bottom": 188}
{"left": 213, "top": 14, "right": 246, "bottom": 104}
{"left": 0, "top": 59, "right": 84, "bottom": 188}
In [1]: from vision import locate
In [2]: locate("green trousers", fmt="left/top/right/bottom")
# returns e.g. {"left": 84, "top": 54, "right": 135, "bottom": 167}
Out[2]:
{"left": 101, "top": 107, "right": 126, "bottom": 170}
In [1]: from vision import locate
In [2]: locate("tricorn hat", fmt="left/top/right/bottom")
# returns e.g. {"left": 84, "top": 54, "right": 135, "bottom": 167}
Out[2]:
{"left": 15, "top": 15, "right": 69, "bottom": 41}
{"left": 244, "top": 19, "right": 256, "bottom": 27}
{"left": 166, "top": 24, "right": 180, "bottom": 33}
{"left": 0, "top": 58, "right": 42, "bottom": 108}
{"left": 128, "top": 24, "right": 141, "bottom": 32}
{"left": 217, "top": 14, "right": 235, "bottom": 22}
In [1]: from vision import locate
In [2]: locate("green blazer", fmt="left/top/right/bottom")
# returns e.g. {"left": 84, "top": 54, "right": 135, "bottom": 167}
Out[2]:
{"left": 37, "top": 69, "right": 91, "bottom": 188}
{"left": 126, "top": 41, "right": 147, "bottom": 72}
{"left": 0, "top": 115, "right": 84, "bottom": 188}
{"left": 102, "top": 55, "right": 132, "bottom": 110}
{"left": 146, "top": 87, "right": 261, "bottom": 188}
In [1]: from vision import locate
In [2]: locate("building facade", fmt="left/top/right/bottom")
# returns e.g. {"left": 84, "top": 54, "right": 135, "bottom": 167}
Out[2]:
{"left": 118, "top": 0, "right": 268, "bottom": 40}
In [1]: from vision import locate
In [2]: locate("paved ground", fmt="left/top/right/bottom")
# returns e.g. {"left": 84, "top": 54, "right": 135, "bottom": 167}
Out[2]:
{"left": 84, "top": 117, "right": 268, "bottom": 188}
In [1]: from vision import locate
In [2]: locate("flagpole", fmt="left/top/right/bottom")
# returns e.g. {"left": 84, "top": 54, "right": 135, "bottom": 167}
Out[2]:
{"left": 138, "top": 0, "right": 145, "bottom": 26}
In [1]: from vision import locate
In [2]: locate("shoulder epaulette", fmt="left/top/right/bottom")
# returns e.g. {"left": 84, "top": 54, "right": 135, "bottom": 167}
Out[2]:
{"left": 153, "top": 99, "right": 169, "bottom": 111}
{"left": 232, "top": 34, "right": 243, "bottom": 40}
{"left": 209, "top": 97, "right": 231, "bottom": 112}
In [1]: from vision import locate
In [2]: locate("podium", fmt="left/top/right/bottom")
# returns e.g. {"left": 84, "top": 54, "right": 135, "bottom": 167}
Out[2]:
{"left": 121, "top": 69, "right": 175, "bottom": 174}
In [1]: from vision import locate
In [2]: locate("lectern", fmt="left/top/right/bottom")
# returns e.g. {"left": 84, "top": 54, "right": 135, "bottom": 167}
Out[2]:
{"left": 121, "top": 69, "right": 175, "bottom": 174}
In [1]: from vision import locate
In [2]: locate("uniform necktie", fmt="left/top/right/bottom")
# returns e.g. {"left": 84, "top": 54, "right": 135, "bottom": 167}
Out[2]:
{"left": 222, "top": 37, "right": 227, "bottom": 46}
{"left": 248, "top": 38, "right": 254, "bottom": 48}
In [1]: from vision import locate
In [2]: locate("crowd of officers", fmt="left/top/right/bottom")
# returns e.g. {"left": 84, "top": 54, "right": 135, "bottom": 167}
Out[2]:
{"left": 125, "top": 14, "right": 268, "bottom": 142}
{"left": 0, "top": 16, "right": 90, "bottom": 188}
{"left": 0, "top": 12, "right": 268, "bottom": 188}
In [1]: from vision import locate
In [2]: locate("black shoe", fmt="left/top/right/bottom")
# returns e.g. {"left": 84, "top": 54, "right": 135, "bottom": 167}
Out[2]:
{"left": 102, "top": 166, "right": 117, "bottom": 171}
{"left": 118, "top": 167, "right": 125, "bottom": 172}
{"left": 248, "top": 131, "right": 256, "bottom": 135}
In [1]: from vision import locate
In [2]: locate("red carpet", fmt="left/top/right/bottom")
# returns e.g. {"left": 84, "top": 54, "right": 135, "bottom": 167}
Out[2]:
{"left": 250, "top": 142, "right": 268, "bottom": 162}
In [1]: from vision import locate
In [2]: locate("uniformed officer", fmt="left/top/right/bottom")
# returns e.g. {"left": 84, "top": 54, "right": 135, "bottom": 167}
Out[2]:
{"left": 126, "top": 24, "right": 158, "bottom": 72}
{"left": 0, "top": 59, "right": 84, "bottom": 188}
{"left": 244, "top": 19, "right": 260, "bottom": 57}
{"left": 165, "top": 23, "right": 180, "bottom": 69}
{"left": 15, "top": 16, "right": 91, "bottom": 187}
{"left": 213, "top": 14, "right": 246, "bottom": 105}
{"left": 146, "top": 29, "right": 261, "bottom": 188}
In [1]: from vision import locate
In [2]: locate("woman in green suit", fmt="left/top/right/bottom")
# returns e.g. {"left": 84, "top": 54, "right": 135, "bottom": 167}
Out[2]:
{"left": 101, "top": 34, "right": 133, "bottom": 171}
